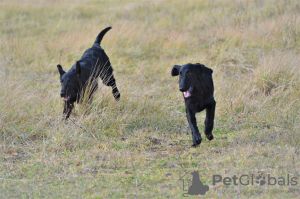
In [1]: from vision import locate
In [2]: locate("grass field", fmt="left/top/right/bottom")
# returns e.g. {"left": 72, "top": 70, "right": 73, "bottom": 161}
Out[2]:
{"left": 0, "top": 0, "right": 299, "bottom": 198}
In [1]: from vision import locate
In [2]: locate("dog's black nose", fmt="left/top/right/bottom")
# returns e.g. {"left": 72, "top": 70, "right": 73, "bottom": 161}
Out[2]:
{"left": 179, "top": 87, "right": 185, "bottom": 92}
{"left": 60, "top": 91, "right": 65, "bottom": 97}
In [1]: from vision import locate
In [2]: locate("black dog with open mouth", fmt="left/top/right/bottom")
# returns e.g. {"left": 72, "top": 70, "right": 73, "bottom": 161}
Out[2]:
{"left": 57, "top": 27, "right": 120, "bottom": 119}
{"left": 172, "top": 63, "right": 216, "bottom": 147}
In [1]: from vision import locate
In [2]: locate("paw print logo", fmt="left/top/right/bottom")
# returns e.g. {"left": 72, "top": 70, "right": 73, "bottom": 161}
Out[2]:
{"left": 256, "top": 175, "right": 266, "bottom": 186}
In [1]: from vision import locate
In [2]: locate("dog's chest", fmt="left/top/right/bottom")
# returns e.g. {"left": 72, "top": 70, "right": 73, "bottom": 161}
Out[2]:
{"left": 185, "top": 98, "right": 206, "bottom": 112}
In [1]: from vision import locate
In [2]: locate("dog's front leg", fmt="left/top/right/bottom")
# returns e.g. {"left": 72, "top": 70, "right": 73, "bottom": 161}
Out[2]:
{"left": 186, "top": 109, "right": 202, "bottom": 147}
{"left": 62, "top": 102, "right": 74, "bottom": 120}
{"left": 204, "top": 99, "right": 216, "bottom": 140}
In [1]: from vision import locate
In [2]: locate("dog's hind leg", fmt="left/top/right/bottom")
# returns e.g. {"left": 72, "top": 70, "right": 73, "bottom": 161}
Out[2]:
{"left": 112, "top": 85, "right": 120, "bottom": 101}
{"left": 186, "top": 109, "right": 202, "bottom": 147}
{"left": 105, "top": 75, "right": 120, "bottom": 101}
{"left": 204, "top": 99, "right": 216, "bottom": 140}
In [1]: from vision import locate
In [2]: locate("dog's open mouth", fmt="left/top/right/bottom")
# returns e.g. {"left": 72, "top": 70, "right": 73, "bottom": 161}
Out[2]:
{"left": 183, "top": 87, "right": 193, "bottom": 98}
{"left": 62, "top": 96, "right": 71, "bottom": 101}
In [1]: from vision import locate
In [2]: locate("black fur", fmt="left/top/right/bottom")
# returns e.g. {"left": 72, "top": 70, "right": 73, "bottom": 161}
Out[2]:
{"left": 57, "top": 27, "right": 120, "bottom": 120}
{"left": 172, "top": 63, "right": 216, "bottom": 147}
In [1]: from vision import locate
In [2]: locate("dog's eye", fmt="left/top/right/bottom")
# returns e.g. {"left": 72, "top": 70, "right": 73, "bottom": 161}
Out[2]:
{"left": 187, "top": 72, "right": 192, "bottom": 77}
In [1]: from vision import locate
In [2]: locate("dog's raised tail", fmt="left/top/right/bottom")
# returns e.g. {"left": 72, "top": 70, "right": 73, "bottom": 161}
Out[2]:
{"left": 95, "top": 26, "right": 112, "bottom": 44}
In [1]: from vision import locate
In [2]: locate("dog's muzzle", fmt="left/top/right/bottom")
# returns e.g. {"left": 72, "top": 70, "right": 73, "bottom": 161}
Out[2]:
{"left": 182, "top": 87, "right": 193, "bottom": 98}
{"left": 62, "top": 96, "right": 71, "bottom": 101}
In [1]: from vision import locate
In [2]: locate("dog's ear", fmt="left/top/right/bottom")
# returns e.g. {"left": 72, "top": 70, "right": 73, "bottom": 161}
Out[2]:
{"left": 195, "top": 63, "right": 213, "bottom": 76}
{"left": 57, "top": 64, "right": 66, "bottom": 76}
{"left": 76, "top": 61, "right": 81, "bottom": 75}
{"left": 171, "top": 65, "right": 181, "bottom": 76}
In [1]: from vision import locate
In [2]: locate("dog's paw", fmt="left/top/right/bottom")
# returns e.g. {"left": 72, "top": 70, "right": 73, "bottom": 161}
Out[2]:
{"left": 61, "top": 114, "right": 67, "bottom": 121}
{"left": 205, "top": 133, "right": 214, "bottom": 141}
{"left": 114, "top": 93, "right": 120, "bottom": 101}
{"left": 192, "top": 136, "right": 202, "bottom": 147}
{"left": 112, "top": 88, "right": 120, "bottom": 101}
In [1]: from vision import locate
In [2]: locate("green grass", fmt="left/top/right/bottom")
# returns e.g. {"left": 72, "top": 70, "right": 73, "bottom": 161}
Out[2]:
{"left": 0, "top": 0, "right": 299, "bottom": 198}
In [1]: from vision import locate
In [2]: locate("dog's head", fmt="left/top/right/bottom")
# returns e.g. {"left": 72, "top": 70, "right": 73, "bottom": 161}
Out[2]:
{"left": 57, "top": 62, "right": 82, "bottom": 103}
{"left": 171, "top": 63, "right": 213, "bottom": 98}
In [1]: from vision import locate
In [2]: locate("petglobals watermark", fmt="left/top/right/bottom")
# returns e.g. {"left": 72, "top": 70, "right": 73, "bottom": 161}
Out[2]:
{"left": 179, "top": 171, "right": 299, "bottom": 196}
{"left": 212, "top": 174, "right": 298, "bottom": 186}
{"left": 179, "top": 171, "right": 210, "bottom": 196}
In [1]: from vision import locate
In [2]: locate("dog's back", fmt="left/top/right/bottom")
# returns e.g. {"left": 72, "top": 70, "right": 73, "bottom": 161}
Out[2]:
{"left": 78, "top": 27, "right": 113, "bottom": 80}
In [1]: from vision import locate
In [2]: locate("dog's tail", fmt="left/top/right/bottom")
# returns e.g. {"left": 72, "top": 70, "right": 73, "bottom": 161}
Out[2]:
{"left": 94, "top": 26, "right": 112, "bottom": 45}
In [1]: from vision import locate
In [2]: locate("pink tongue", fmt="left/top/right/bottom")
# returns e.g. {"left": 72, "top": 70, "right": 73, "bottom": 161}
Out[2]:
{"left": 184, "top": 91, "right": 190, "bottom": 98}
{"left": 62, "top": 97, "right": 68, "bottom": 101}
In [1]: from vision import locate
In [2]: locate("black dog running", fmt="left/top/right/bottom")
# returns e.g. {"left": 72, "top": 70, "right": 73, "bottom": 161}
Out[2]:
{"left": 172, "top": 63, "right": 216, "bottom": 147}
{"left": 57, "top": 27, "right": 120, "bottom": 119}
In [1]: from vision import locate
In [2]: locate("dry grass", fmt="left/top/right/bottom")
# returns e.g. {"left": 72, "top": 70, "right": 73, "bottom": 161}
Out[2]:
{"left": 0, "top": 0, "right": 299, "bottom": 198}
